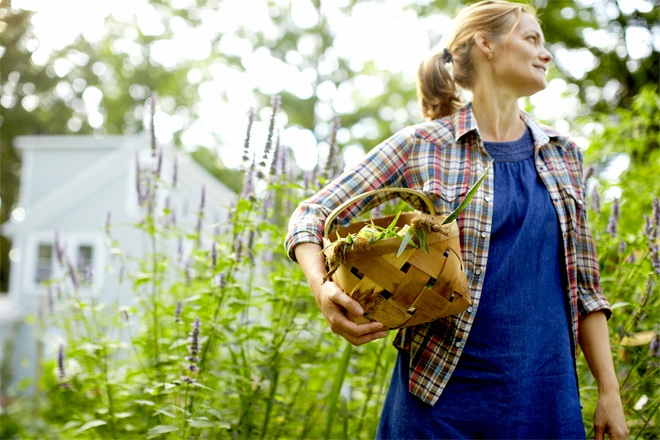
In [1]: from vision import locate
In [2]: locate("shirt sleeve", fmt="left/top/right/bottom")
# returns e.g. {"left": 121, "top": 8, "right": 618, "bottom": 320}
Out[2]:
{"left": 284, "top": 127, "right": 416, "bottom": 262}
{"left": 571, "top": 145, "right": 612, "bottom": 320}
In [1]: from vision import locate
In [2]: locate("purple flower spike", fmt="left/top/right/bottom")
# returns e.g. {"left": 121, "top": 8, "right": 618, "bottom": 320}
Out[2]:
{"left": 47, "top": 286, "right": 55, "bottom": 314}
{"left": 325, "top": 116, "right": 341, "bottom": 180}
{"left": 653, "top": 197, "right": 660, "bottom": 230}
{"left": 198, "top": 185, "right": 206, "bottom": 213}
{"left": 105, "top": 211, "right": 111, "bottom": 237}
{"left": 182, "top": 317, "right": 201, "bottom": 383}
{"left": 246, "top": 230, "right": 255, "bottom": 266}
{"left": 174, "top": 300, "right": 183, "bottom": 323}
{"left": 155, "top": 148, "right": 163, "bottom": 178}
{"left": 242, "top": 108, "right": 256, "bottom": 171}
{"left": 652, "top": 244, "right": 659, "bottom": 276}
{"left": 650, "top": 325, "right": 659, "bottom": 359}
{"left": 590, "top": 188, "right": 600, "bottom": 214}
{"left": 234, "top": 235, "right": 243, "bottom": 262}
{"left": 211, "top": 242, "right": 218, "bottom": 271}
{"left": 644, "top": 214, "right": 653, "bottom": 248}
{"left": 135, "top": 151, "right": 142, "bottom": 201}
{"left": 149, "top": 92, "right": 157, "bottom": 156}
{"left": 606, "top": 198, "right": 619, "bottom": 235}
{"left": 260, "top": 95, "right": 282, "bottom": 168}
{"left": 618, "top": 240, "right": 626, "bottom": 256}
{"left": 66, "top": 258, "right": 79, "bottom": 290}
{"left": 269, "top": 129, "right": 281, "bottom": 178}
{"left": 85, "top": 266, "right": 93, "bottom": 285}
{"left": 172, "top": 156, "right": 178, "bottom": 188}
{"left": 58, "top": 344, "right": 65, "bottom": 379}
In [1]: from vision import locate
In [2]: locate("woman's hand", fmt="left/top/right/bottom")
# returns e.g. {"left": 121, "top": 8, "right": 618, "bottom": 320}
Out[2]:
{"left": 593, "top": 388, "right": 628, "bottom": 440}
{"left": 294, "top": 242, "right": 387, "bottom": 346}
{"left": 309, "top": 276, "right": 388, "bottom": 346}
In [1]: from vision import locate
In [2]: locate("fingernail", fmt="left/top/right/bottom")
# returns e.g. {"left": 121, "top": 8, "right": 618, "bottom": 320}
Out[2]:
{"left": 354, "top": 306, "right": 364, "bottom": 315}
{"left": 378, "top": 332, "right": 387, "bottom": 338}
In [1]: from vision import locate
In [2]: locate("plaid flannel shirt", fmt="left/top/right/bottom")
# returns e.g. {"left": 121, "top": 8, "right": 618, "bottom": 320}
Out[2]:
{"left": 285, "top": 103, "right": 611, "bottom": 406}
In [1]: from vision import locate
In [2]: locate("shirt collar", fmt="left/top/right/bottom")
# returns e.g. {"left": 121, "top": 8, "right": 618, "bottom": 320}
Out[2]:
{"left": 450, "top": 102, "right": 567, "bottom": 151}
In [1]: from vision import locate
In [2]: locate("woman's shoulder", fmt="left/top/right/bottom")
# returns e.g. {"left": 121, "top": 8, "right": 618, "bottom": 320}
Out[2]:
{"left": 408, "top": 116, "right": 456, "bottom": 148}
{"left": 522, "top": 112, "right": 580, "bottom": 153}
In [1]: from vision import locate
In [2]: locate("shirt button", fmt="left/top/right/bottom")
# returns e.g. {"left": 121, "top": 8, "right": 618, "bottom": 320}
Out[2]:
{"left": 475, "top": 268, "right": 482, "bottom": 275}
{"left": 455, "top": 341, "right": 462, "bottom": 348}
{"left": 481, "top": 231, "right": 487, "bottom": 238}
{"left": 577, "top": 199, "right": 583, "bottom": 205}
{"left": 467, "top": 306, "right": 474, "bottom": 313}
{"left": 563, "top": 232, "right": 568, "bottom": 238}
{"left": 485, "top": 196, "right": 492, "bottom": 202}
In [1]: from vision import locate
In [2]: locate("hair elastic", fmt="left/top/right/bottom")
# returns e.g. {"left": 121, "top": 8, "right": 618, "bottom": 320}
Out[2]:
{"left": 442, "top": 48, "right": 453, "bottom": 64}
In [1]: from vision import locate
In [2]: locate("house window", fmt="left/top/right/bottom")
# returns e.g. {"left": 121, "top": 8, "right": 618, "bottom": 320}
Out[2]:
{"left": 35, "top": 243, "right": 53, "bottom": 284}
{"left": 77, "top": 245, "right": 94, "bottom": 282}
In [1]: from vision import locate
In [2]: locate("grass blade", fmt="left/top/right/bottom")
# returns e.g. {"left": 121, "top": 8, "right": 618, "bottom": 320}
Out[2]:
{"left": 325, "top": 341, "right": 353, "bottom": 439}
{"left": 397, "top": 227, "right": 416, "bottom": 257}
{"left": 441, "top": 161, "right": 492, "bottom": 225}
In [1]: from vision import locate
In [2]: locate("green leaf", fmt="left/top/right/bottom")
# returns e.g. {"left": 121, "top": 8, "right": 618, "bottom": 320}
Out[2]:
{"left": 186, "top": 419, "right": 216, "bottom": 428}
{"left": 146, "top": 425, "right": 179, "bottom": 438}
{"left": 115, "top": 412, "right": 134, "bottom": 419}
{"left": 610, "top": 301, "right": 631, "bottom": 310}
{"left": 441, "top": 161, "right": 492, "bottom": 225}
{"left": 153, "top": 409, "right": 177, "bottom": 419}
{"left": 61, "top": 421, "right": 81, "bottom": 431}
{"left": 397, "top": 227, "right": 416, "bottom": 257}
{"left": 133, "top": 400, "right": 156, "bottom": 406}
{"left": 418, "top": 229, "right": 429, "bottom": 254}
{"left": 74, "top": 420, "right": 107, "bottom": 435}
{"left": 207, "top": 409, "right": 224, "bottom": 420}
{"left": 168, "top": 338, "right": 188, "bottom": 349}
{"left": 190, "top": 381, "right": 214, "bottom": 392}
{"left": 385, "top": 210, "right": 402, "bottom": 232}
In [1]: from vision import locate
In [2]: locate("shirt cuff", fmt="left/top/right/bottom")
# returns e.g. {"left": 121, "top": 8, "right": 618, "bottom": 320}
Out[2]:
{"left": 285, "top": 231, "right": 323, "bottom": 262}
{"left": 577, "top": 288, "right": 612, "bottom": 320}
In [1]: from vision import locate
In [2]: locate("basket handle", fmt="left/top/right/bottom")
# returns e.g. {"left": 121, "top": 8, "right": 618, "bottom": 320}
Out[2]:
{"left": 323, "top": 188, "right": 437, "bottom": 238}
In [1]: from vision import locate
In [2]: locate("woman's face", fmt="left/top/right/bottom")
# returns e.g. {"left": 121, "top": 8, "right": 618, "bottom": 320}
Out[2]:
{"left": 491, "top": 13, "right": 553, "bottom": 96}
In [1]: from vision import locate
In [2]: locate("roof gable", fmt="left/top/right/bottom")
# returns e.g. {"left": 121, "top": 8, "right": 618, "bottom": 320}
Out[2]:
{"left": 2, "top": 134, "right": 235, "bottom": 237}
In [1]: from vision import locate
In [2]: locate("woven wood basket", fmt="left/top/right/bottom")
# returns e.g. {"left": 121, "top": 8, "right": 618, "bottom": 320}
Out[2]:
{"left": 322, "top": 188, "right": 471, "bottom": 329}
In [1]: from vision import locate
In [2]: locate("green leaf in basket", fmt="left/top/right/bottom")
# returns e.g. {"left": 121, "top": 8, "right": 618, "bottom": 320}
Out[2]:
{"left": 418, "top": 229, "right": 430, "bottom": 254}
{"left": 385, "top": 211, "right": 401, "bottom": 233}
{"left": 397, "top": 227, "right": 416, "bottom": 257}
{"left": 441, "top": 161, "right": 492, "bottom": 225}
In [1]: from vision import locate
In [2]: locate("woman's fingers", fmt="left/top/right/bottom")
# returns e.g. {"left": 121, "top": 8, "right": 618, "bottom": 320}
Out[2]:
{"left": 328, "top": 285, "right": 364, "bottom": 316}
{"left": 314, "top": 279, "right": 388, "bottom": 345}
{"left": 325, "top": 303, "right": 387, "bottom": 345}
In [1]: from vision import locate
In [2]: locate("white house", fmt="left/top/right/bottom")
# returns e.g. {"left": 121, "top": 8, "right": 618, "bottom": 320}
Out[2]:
{"left": 0, "top": 133, "right": 236, "bottom": 392}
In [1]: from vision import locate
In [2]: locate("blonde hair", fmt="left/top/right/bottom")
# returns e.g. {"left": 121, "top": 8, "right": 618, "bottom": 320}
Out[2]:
{"left": 417, "top": 0, "right": 538, "bottom": 120}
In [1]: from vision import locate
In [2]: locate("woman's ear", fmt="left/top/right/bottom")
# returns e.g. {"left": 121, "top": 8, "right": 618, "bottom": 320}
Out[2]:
{"left": 474, "top": 32, "right": 494, "bottom": 60}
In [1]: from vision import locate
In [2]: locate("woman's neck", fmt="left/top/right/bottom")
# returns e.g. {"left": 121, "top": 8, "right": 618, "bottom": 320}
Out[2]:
{"left": 471, "top": 86, "right": 526, "bottom": 143}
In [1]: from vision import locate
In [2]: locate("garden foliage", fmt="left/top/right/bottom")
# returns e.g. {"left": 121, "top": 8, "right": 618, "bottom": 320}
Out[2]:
{"left": 0, "top": 88, "right": 658, "bottom": 439}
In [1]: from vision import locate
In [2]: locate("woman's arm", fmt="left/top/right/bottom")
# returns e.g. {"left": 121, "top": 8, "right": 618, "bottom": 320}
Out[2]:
{"left": 578, "top": 311, "right": 629, "bottom": 440}
{"left": 294, "top": 242, "right": 387, "bottom": 346}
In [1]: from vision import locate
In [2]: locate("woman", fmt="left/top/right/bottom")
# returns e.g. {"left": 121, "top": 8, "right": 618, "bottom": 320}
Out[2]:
{"left": 285, "top": 1, "right": 628, "bottom": 438}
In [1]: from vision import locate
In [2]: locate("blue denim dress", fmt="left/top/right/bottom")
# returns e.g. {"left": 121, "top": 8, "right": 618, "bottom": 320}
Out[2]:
{"left": 376, "top": 128, "right": 586, "bottom": 439}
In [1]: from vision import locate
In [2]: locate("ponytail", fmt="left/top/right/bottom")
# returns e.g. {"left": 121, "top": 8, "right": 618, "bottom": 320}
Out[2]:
{"left": 416, "top": 51, "right": 461, "bottom": 120}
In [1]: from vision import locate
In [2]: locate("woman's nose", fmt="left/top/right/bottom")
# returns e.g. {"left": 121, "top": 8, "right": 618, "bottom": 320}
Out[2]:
{"left": 540, "top": 47, "right": 553, "bottom": 64}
